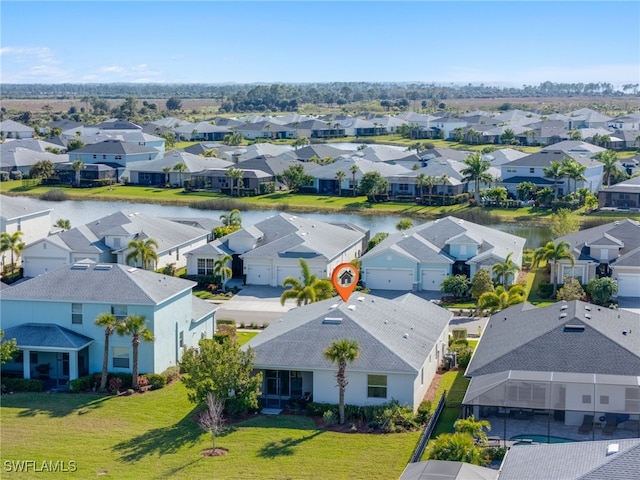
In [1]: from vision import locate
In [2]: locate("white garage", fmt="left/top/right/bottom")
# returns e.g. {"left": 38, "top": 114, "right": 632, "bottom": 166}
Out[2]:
{"left": 246, "top": 264, "right": 272, "bottom": 285}
{"left": 421, "top": 269, "right": 447, "bottom": 291}
{"left": 364, "top": 269, "right": 414, "bottom": 291}
{"left": 23, "top": 258, "right": 68, "bottom": 278}
{"left": 616, "top": 273, "right": 640, "bottom": 297}
{"left": 276, "top": 266, "right": 302, "bottom": 287}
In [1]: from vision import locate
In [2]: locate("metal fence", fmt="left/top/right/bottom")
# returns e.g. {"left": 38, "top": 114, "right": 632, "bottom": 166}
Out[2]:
{"left": 409, "top": 391, "right": 447, "bottom": 463}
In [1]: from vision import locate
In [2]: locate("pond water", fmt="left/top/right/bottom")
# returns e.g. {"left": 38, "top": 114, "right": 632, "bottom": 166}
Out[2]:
{"left": 9, "top": 196, "right": 551, "bottom": 248}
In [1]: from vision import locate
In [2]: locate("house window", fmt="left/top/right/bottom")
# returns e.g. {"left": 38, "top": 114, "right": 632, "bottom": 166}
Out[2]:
{"left": 367, "top": 375, "right": 387, "bottom": 398}
{"left": 179, "top": 331, "right": 184, "bottom": 348}
{"left": 113, "top": 237, "right": 121, "bottom": 248}
{"left": 115, "top": 155, "right": 122, "bottom": 161}
{"left": 111, "top": 305, "right": 127, "bottom": 321}
{"left": 93, "top": 155, "right": 97, "bottom": 159}
{"left": 113, "top": 347, "right": 129, "bottom": 368}
{"left": 459, "top": 244, "right": 467, "bottom": 255}
{"left": 197, "top": 258, "right": 215, "bottom": 275}
{"left": 30, "top": 352, "right": 38, "bottom": 364}
{"left": 420, "top": 368, "right": 424, "bottom": 386}
{"left": 529, "top": 168, "right": 535, "bottom": 174}
{"left": 625, "top": 388, "right": 639, "bottom": 412}
{"left": 399, "top": 183, "right": 408, "bottom": 191}
{"left": 506, "top": 168, "right": 517, "bottom": 173}
{"left": 72, "top": 303, "right": 83, "bottom": 324}
{"left": 582, "top": 394, "right": 592, "bottom": 404}
{"left": 102, "top": 155, "right": 107, "bottom": 160}
{"left": 600, "top": 395, "right": 609, "bottom": 405}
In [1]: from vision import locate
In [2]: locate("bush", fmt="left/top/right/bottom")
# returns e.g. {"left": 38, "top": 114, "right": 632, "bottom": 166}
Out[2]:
{"left": 537, "top": 282, "right": 554, "bottom": 299}
{"left": 108, "top": 377, "right": 123, "bottom": 393}
{"left": 9, "top": 170, "right": 23, "bottom": 180}
{"left": 376, "top": 400, "right": 418, "bottom": 433}
{"left": 69, "top": 374, "right": 93, "bottom": 392}
{"left": 39, "top": 189, "right": 69, "bottom": 201}
{"left": 416, "top": 400, "right": 433, "bottom": 424}
{"left": 485, "top": 446, "right": 507, "bottom": 461}
{"left": 145, "top": 373, "right": 167, "bottom": 390}
{"left": 307, "top": 402, "right": 338, "bottom": 417}
{"left": 0, "top": 172, "right": 9, "bottom": 182}
{"left": 259, "top": 182, "right": 276, "bottom": 194}
{"left": 137, "top": 375, "right": 150, "bottom": 388}
{"left": 323, "top": 410, "right": 338, "bottom": 427}
{"left": 162, "top": 366, "right": 180, "bottom": 384}
{"left": 449, "top": 343, "right": 473, "bottom": 368}
{"left": 108, "top": 372, "right": 132, "bottom": 389}
{"left": 451, "top": 328, "right": 467, "bottom": 343}
{"left": 1, "top": 378, "right": 44, "bottom": 392}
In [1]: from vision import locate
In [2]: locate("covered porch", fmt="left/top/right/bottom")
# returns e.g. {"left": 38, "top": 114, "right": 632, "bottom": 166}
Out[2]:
{"left": 258, "top": 369, "right": 313, "bottom": 410}
{"left": 1, "top": 323, "right": 93, "bottom": 389}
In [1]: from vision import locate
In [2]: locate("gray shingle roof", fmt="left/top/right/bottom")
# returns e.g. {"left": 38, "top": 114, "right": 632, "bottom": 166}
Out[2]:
{"left": 191, "top": 295, "right": 218, "bottom": 322}
{"left": 557, "top": 219, "right": 640, "bottom": 262}
{"left": 72, "top": 139, "right": 157, "bottom": 155}
{"left": 399, "top": 460, "right": 498, "bottom": 480}
{"left": 245, "top": 293, "right": 452, "bottom": 374}
{"left": 0, "top": 195, "right": 52, "bottom": 221}
{"left": 499, "top": 438, "right": 640, "bottom": 480}
{"left": 0, "top": 263, "right": 195, "bottom": 305}
{"left": 466, "top": 300, "right": 640, "bottom": 377}
{"left": 127, "top": 149, "right": 232, "bottom": 173}
{"left": 3, "top": 323, "right": 94, "bottom": 350}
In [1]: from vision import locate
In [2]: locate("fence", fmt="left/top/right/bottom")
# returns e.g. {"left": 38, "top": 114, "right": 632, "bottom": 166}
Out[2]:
{"left": 409, "top": 391, "right": 446, "bottom": 463}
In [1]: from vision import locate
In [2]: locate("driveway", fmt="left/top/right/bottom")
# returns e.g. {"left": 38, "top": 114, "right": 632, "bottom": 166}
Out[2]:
{"left": 617, "top": 297, "right": 640, "bottom": 315}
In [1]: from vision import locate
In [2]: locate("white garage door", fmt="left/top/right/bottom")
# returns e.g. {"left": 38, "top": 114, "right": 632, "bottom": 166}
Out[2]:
{"left": 421, "top": 269, "right": 447, "bottom": 291}
{"left": 246, "top": 265, "right": 271, "bottom": 285}
{"left": 24, "top": 258, "right": 67, "bottom": 278}
{"left": 365, "top": 269, "right": 414, "bottom": 291}
{"left": 617, "top": 274, "right": 640, "bottom": 297}
{"left": 276, "top": 266, "right": 301, "bottom": 286}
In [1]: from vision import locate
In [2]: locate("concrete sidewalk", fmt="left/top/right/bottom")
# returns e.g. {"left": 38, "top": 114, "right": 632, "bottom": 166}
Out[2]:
{"left": 214, "top": 284, "right": 294, "bottom": 313}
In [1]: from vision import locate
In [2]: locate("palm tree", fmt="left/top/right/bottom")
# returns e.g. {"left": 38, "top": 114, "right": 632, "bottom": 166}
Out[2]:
{"left": 335, "top": 170, "right": 346, "bottom": 196}
{"left": 116, "top": 314, "right": 154, "bottom": 390}
{"left": 439, "top": 174, "right": 449, "bottom": 205}
{"left": 292, "top": 136, "right": 309, "bottom": 150}
{"left": 454, "top": 415, "right": 492, "bottom": 446}
{"left": 349, "top": 164, "right": 359, "bottom": 197}
{"left": 415, "top": 173, "right": 427, "bottom": 203}
{"left": 71, "top": 160, "right": 85, "bottom": 187}
{"left": 562, "top": 157, "right": 586, "bottom": 195}
{"left": 533, "top": 241, "right": 575, "bottom": 295}
{"left": 162, "top": 166, "right": 171, "bottom": 186}
{"left": 173, "top": 162, "right": 187, "bottom": 188}
{"left": 94, "top": 313, "right": 117, "bottom": 391}
{"left": 214, "top": 254, "right": 233, "bottom": 292}
{"left": 219, "top": 209, "right": 242, "bottom": 228}
{"left": 478, "top": 285, "right": 526, "bottom": 314}
{"left": 126, "top": 238, "right": 159, "bottom": 270}
{"left": 543, "top": 161, "right": 565, "bottom": 199}
{"left": 594, "top": 150, "right": 619, "bottom": 188}
{"left": 225, "top": 167, "right": 244, "bottom": 196}
{"left": 1, "top": 231, "right": 25, "bottom": 273}
{"left": 54, "top": 218, "right": 71, "bottom": 230}
{"left": 324, "top": 339, "right": 360, "bottom": 425}
{"left": 461, "top": 152, "right": 493, "bottom": 202}
{"left": 280, "top": 258, "right": 334, "bottom": 306}
{"left": 491, "top": 252, "right": 520, "bottom": 287}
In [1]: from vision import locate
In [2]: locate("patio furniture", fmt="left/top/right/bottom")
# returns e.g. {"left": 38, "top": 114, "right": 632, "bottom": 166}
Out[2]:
{"left": 602, "top": 413, "right": 618, "bottom": 435}
{"left": 578, "top": 414, "right": 594, "bottom": 434}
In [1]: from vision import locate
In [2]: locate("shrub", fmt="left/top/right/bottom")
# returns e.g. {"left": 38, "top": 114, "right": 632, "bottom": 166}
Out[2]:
{"left": 306, "top": 402, "right": 338, "bottom": 417}
{"left": 162, "top": 366, "right": 180, "bottom": 384}
{"left": 239, "top": 322, "right": 246, "bottom": 329}
{"left": 451, "top": 338, "right": 469, "bottom": 347}
{"left": 1, "top": 378, "right": 44, "bottom": 392}
{"left": 449, "top": 343, "right": 473, "bottom": 368}
{"left": 259, "top": 182, "right": 276, "bottom": 194}
{"left": 69, "top": 374, "right": 93, "bottom": 392}
{"left": 537, "top": 282, "right": 554, "bottom": 299}
{"left": 485, "top": 446, "right": 507, "bottom": 462}
{"left": 416, "top": 400, "right": 433, "bottom": 424}
{"left": 261, "top": 322, "right": 269, "bottom": 329}
{"left": 137, "top": 375, "right": 150, "bottom": 388}
{"left": 375, "top": 400, "right": 418, "bottom": 433}
{"left": 9, "top": 170, "right": 23, "bottom": 180}
{"left": 249, "top": 322, "right": 258, "bottom": 329}
{"left": 323, "top": 410, "right": 337, "bottom": 427}
{"left": 39, "top": 189, "right": 69, "bottom": 201}
{"left": 0, "top": 172, "right": 9, "bottom": 182}
{"left": 108, "top": 377, "right": 123, "bottom": 393}
{"left": 145, "top": 373, "right": 167, "bottom": 390}
{"left": 451, "top": 328, "right": 467, "bottom": 342}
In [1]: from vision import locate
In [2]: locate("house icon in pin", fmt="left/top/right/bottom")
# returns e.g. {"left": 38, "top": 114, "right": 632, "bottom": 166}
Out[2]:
{"left": 339, "top": 269, "right": 354, "bottom": 286}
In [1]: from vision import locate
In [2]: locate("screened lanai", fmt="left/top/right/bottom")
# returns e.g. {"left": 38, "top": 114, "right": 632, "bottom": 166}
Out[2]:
{"left": 462, "top": 370, "right": 640, "bottom": 442}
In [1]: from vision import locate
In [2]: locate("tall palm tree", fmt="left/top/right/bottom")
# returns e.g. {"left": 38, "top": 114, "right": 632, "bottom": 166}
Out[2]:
{"left": 219, "top": 209, "right": 242, "bottom": 228}
{"left": 280, "top": 258, "right": 334, "bottom": 306}
{"left": 1, "top": 231, "right": 25, "bottom": 273}
{"left": 324, "top": 339, "right": 360, "bottom": 425}
{"left": 126, "top": 238, "right": 159, "bottom": 270}
{"left": 461, "top": 152, "right": 493, "bottom": 202}
{"left": 116, "top": 314, "right": 154, "bottom": 390}
{"left": 349, "top": 164, "right": 359, "bottom": 197}
{"left": 334, "top": 170, "right": 346, "bottom": 196}
{"left": 415, "top": 173, "right": 427, "bottom": 202}
{"left": 533, "top": 241, "right": 575, "bottom": 295}
{"left": 562, "top": 158, "right": 586, "bottom": 195}
{"left": 94, "top": 313, "right": 117, "bottom": 391}
{"left": 214, "top": 254, "right": 233, "bottom": 292}
{"left": 543, "top": 161, "right": 565, "bottom": 199}
{"left": 225, "top": 167, "right": 244, "bottom": 196}
{"left": 491, "top": 252, "right": 520, "bottom": 287}
{"left": 71, "top": 160, "right": 85, "bottom": 187}
{"left": 594, "top": 150, "right": 619, "bottom": 188}
{"left": 173, "top": 162, "right": 187, "bottom": 188}
{"left": 439, "top": 174, "right": 449, "bottom": 205}
{"left": 162, "top": 166, "right": 171, "bottom": 186}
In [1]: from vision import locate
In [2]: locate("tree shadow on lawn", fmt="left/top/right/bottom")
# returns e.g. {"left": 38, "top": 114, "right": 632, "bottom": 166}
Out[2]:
{"left": 112, "top": 406, "right": 202, "bottom": 462}
{"left": 257, "top": 430, "right": 324, "bottom": 458}
{"left": 9, "top": 392, "right": 112, "bottom": 418}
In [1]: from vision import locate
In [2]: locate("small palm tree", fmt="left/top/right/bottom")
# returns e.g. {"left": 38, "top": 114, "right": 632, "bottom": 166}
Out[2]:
{"left": 461, "top": 152, "right": 493, "bottom": 203}
{"left": 219, "top": 209, "right": 242, "bottom": 228}
{"left": 594, "top": 150, "right": 619, "bottom": 188}
{"left": 349, "top": 164, "right": 359, "bottom": 197}
{"left": 491, "top": 252, "right": 520, "bottom": 287}
{"left": 162, "top": 166, "right": 171, "bottom": 186}
{"left": 543, "top": 161, "right": 565, "bottom": 198}
{"left": 0, "top": 231, "right": 25, "bottom": 273}
{"left": 173, "top": 162, "right": 187, "bottom": 188}
{"left": 280, "top": 258, "right": 334, "bottom": 306}
{"left": 335, "top": 170, "right": 346, "bottom": 196}
{"left": 324, "top": 339, "right": 360, "bottom": 425}
{"left": 71, "top": 160, "right": 85, "bottom": 187}
{"left": 439, "top": 174, "right": 449, "bottom": 205}
{"left": 94, "top": 313, "right": 117, "bottom": 391}
{"left": 214, "top": 254, "right": 233, "bottom": 292}
{"left": 533, "top": 241, "right": 575, "bottom": 295}
{"left": 54, "top": 218, "right": 71, "bottom": 230}
{"left": 478, "top": 285, "right": 526, "bottom": 314}
{"left": 126, "top": 238, "right": 159, "bottom": 270}
{"left": 454, "top": 415, "right": 492, "bottom": 446}
{"left": 116, "top": 314, "right": 154, "bottom": 390}
{"left": 225, "top": 167, "right": 244, "bottom": 196}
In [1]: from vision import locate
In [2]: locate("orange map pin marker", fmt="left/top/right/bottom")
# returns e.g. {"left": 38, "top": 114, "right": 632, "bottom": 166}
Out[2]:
{"left": 331, "top": 263, "right": 359, "bottom": 302}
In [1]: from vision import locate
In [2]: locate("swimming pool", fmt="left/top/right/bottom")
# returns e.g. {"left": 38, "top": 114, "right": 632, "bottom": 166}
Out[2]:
{"left": 510, "top": 435, "right": 575, "bottom": 444}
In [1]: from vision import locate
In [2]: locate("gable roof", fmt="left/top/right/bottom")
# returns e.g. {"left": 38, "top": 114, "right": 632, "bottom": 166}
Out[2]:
{"left": 0, "top": 262, "right": 195, "bottom": 305}
{"left": 399, "top": 460, "right": 498, "bottom": 480}
{"left": 127, "top": 149, "right": 232, "bottom": 173}
{"left": 3, "top": 323, "right": 94, "bottom": 350}
{"left": 245, "top": 293, "right": 451, "bottom": 374}
{"left": 466, "top": 300, "right": 640, "bottom": 377}
{"left": 71, "top": 139, "right": 158, "bottom": 155}
{"left": 557, "top": 218, "right": 640, "bottom": 262}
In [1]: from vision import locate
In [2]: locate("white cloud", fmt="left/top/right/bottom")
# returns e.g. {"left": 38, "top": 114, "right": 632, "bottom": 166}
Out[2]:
{"left": 0, "top": 46, "right": 57, "bottom": 64}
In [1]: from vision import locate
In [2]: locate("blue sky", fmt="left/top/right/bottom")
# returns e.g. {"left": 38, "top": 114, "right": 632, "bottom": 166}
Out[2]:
{"left": 1, "top": 1, "right": 639, "bottom": 85}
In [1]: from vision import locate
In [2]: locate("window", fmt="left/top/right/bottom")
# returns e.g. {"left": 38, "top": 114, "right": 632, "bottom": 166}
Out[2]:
{"left": 93, "top": 154, "right": 97, "bottom": 159}
{"left": 111, "top": 305, "right": 127, "bottom": 320}
{"left": 102, "top": 155, "right": 107, "bottom": 159}
{"left": 600, "top": 395, "right": 610, "bottom": 405}
{"left": 113, "top": 237, "right": 121, "bottom": 248}
{"left": 179, "top": 331, "right": 184, "bottom": 348}
{"left": 529, "top": 168, "right": 535, "bottom": 174}
{"left": 626, "top": 388, "right": 639, "bottom": 412}
{"left": 72, "top": 303, "right": 83, "bottom": 324}
{"left": 115, "top": 155, "right": 122, "bottom": 160}
{"left": 420, "top": 368, "right": 424, "bottom": 386}
{"left": 30, "top": 352, "right": 38, "bottom": 364}
{"left": 113, "top": 347, "right": 129, "bottom": 368}
{"left": 197, "top": 258, "right": 215, "bottom": 275}
{"left": 582, "top": 394, "right": 592, "bottom": 404}
{"left": 367, "top": 375, "right": 387, "bottom": 398}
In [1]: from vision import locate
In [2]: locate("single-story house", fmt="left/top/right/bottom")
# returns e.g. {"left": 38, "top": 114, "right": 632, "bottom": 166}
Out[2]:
{"left": 244, "top": 293, "right": 452, "bottom": 411}
{"left": 0, "top": 261, "right": 216, "bottom": 383}
{"left": 360, "top": 216, "right": 525, "bottom": 291}
{"left": 233, "top": 121, "right": 297, "bottom": 140}
{"left": 598, "top": 177, "right": 640, "bottom": 210}
{"left": 0, "top": 147, "right": 68, "bottom": 174}
{"left": 0, "top": 119, "right": 34, "bottom": 139}
{"left": 0, "top": 195, "right": 52, "bottom": 246}
{"left": 463, "top": 300, "right": 640, "bottom": 437}
{"left": 172, "top": 121, "right": 233, "bottom": 142}
{"left": 554, "top": 218, "right": 640, "bottom": 298}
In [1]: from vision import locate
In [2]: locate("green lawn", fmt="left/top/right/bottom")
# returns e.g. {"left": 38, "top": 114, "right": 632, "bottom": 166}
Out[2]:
{"left": 1, "top": 382, "right": 419, "bottom": 479}
{"left": 236, "top": 331, "right": 259, "bottom": 345}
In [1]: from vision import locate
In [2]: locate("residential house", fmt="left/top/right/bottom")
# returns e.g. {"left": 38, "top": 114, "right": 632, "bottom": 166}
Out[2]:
{"left": 399, "top": 461, "right": 498, "bottom": 480}
{"left": 21, "top": 210, "right": 210, "bottom": 277}
{"left": 608, "top": 113, "right": 640, "bottom": 131}
{"left": 386, "top": 160, "right": 469, "bottom": 199}
{"left": 338, "top": 117, "right": 386, "bottom": 137}
{"left": 554, "top": 219, "right": 640, "bottom": 298}
{"left": 0, "top": 119, "right": 34, "bottom": 139}
{"left": 233, "top": 121, "right": 297, "bottom": 140}
{"left": 0, "top": 195, "right": 52, "bottom": 246}
{"left": 360, "top": 216, "right": 525, "bottom": 291}
{"left": 55, "top": 162, "right": 118, "bottom": 186}
{"left": 76, "top": 131, "right": 165, "bottom": 152}
{"left": 287, "top": 119, "right": 336, "bottom": 139}
{"left": 540, "top": 140, "right": 606, "bottom": 158}
{"left": 69, "top": 139, "right": 162, "bottom": 168}
{"left": 284, "top": 144, "right": 350, "bottom": 162}
{"left": 431, "top": 114, "right": 468, "bottom": 140}
{"left": 0, "top": 138, "right": 65, "bottom": 154}
{"left": 189, "top": 167, "right": 273, "bottom": 194}
{"left": 0, "top": 262, "right": 215, "bottom": 383}
{"left": 567, "top": 108, "right": 612, "bottom": 129}
{"left": 0, "top": 147, "right": 68, "bottom": 174}
{"left": 244, "top": 293, "right": 452, "bottom": 411}
{"left": 598, "top": 177, "right": 640, "bottom": 210}
{"left": 172, "top": 121, "right": 233, "bottom": 142}
{"left": 463, "top": 300, "right": 640, "bottom": 439}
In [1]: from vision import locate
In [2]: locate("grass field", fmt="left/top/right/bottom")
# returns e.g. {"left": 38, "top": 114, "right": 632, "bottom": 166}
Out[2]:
{"left": 0, "top": 381, "right": 419, "bottom": 480}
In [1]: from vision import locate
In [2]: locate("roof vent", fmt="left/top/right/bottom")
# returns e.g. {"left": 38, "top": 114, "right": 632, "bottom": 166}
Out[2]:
{"left": 71, "top": 263, "right": 90, "bottom": 270}
{"left": 585, "top": 314, "right": 591, "bottom": 319}
{"left": 127, "top": 267, "right": 137, "bottom": 273}
{"left": 564, "top": 324, "right": 585, "bottom": 333}
{"left": 560, "top": 305, "right": 568, "bottom": 310}
{"left": 329, "top": 304, "right": 339, "bottom": 309}
{"left": 347, "top": 305, "right": 356, "bottom": 311}
{"left": 560, "top": 313, "right": 567, "bottom": 318}
{"left": 585, "top": 305, "right": 591, "bottom": 311}
{"left": 322, "top": 317, "right": 343, "bottom": 325}
{"left": 607, "top": 443, "right": 619, "bottom": 455}
{"left": 94, "top": 264, "right": 113, "bottom": 270}
{"left": 357, "top": 296, "right": 365, "bottom": 302}
{"left": 403, "top": 333, "right": 409, "bottom": 338}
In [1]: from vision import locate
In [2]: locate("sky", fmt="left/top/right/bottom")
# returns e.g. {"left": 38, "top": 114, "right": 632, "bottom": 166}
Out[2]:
{"left": 1, "top": 1, "right": 639, "bottom": 86}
